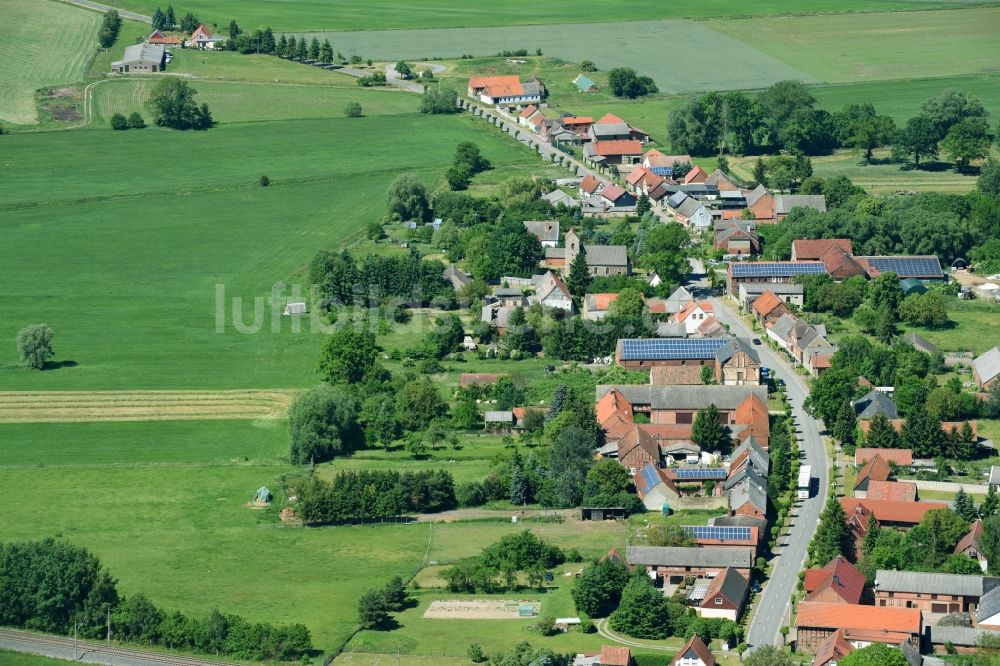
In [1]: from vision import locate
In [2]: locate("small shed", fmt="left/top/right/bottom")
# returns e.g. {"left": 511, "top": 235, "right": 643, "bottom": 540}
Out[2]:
{"left": 900, "top": 278, "right": 927, "bottom": 296}
{"left": 573, "top": 74, "right": 598, "bottom": 92}
{"left": 283, "top": 301, "right": 307, "bottom": 315}
{"left": 580, "top": 507, "right": 629, "bottom": 521}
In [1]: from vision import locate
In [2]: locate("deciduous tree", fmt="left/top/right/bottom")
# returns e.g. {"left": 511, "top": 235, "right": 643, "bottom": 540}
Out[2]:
{"left": 16, "top": 324, "right": 54, "bottom": 369}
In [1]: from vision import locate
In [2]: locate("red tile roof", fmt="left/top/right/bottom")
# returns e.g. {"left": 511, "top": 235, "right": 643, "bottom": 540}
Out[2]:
{"left": 600, "top": 184, "right": 628, "bottom": 201}
{"left": 804, "top": 556, "right": 866, "bottom": 604}
{"left": 840, "top": 497, "right": 948, "bottom": 525}
{"left": 854, "top": 448, "right": 913, "bottom": 466}
{"left": 751, "top": 291, "right": 784, "bottom": 317}
{"left": 796, "top": 601, "right": 921, "bottom": 635}
{"left": 792, "top": 239, "right": 853, "bottom": 261}
{"left": 563, "top": 116, "right": 594, "bottom": 125}
{"left": 683, "top": 165, "right": 708, "bottom": 184}
{"left": 675, "top": 299, "right": 713, "bottom": 322}
{"left": 596, "top": 388, "right": 633, "bottom": 426}
{"left": 672, "top": 636, "right": 715, "bottom": 666}
{"left": 597, "top": 113, "right": 626, "bottom": 125}
{"left": 856, "top": 454, "right": 891, "bottom": 488}
{"left": 589, "top": 293, "right": 620, "bottom": 311}
{"left": 865, "top": 480, "right": 917, "bottom": 502}
{"left": 518, "top": 104, "right": 538, "bottom": 118}
{"left": 593, "top": 140, "right": 643, "bottom": 156}
{"left": 734, "top": 394, "right": 770, "bottom": 443}
{"left": 580, "top": 174, "right": 601, "bottom": 194}
{"left": 627, "top": 166, "right": 652, "bottom": 186}
{"left": 468, "top": 75, "right": 521, "bottom": 90}
{"left": 813, "top": 629, "right": 855, "bottom": 666}
{"left": 600, "top": 646, "right": 632, "bottom": 666}
{"left": 956, "top": 519, "right": 984, "bottom": 554}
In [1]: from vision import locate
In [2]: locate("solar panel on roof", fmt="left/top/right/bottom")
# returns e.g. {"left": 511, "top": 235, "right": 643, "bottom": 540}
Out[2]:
{"left": 640, "top": 465, "right": 659, "bottom": 492}
{"left": 864, "top": 256, "right": 942, "bottom": 278}
{"left": 650, "top": 166, "right": 673, "bottom": 176}
{"left": 674, "top": 467, "right": 728, "bottom": 480}
{"left": 730, "top": 262, "right": 826, "bottom": 278}
{"left": 619, "top": 338, "right": 728, "bottom": 361}
{"left": 683, "top": 525, "right": 752, "bottom": 541}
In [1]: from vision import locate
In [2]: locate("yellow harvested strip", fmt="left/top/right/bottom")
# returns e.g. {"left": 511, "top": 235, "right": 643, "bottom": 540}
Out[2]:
{"left": 0, "top": 390, "right": 297, "bottom": 423}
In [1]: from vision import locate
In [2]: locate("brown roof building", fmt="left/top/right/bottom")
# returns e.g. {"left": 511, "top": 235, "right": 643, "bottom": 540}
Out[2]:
{"left": 671, "top": 636, "right": 715, "bottom": 666}
{"left": 803, "top": 556, "right": 866, "bottom": 605}
{"left": 865, "top": 480, "right": 917, "bottom": 502}
{"left": 854, "top": 448, "right": 913, "bottom": 466}
{"left": 796, "top": 602, "right": 922, "bottom": 652}
{"left": 791, "top": 239, "right": 853, "bottom": 261}
{"left": 854, "top": 454, "right": 891, "bottom": 496}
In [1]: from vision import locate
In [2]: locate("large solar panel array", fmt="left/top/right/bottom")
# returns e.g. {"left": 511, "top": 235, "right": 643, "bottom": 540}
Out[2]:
{"left": 619, "top": 337, "right": 728, "bottom": 361}
{"left": 683, "top": 525, "right": 752, "bottom": 541}
{"left": 638, "top": 465, "right": 660, "bottom": 493}
{"left": 673, "top": 467, "right": 728, "bottom": 480}
{"left": 730, "top": 262, "right": 826, "bottom": 278}
{"left": 863, "top": 256, "right": 942, "bottom": 278}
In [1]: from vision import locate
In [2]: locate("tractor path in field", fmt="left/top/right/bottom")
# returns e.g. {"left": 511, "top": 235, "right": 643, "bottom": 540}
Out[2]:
{"left": 0, "top": 389, "right": 296, "bottom": 423}
{"left": 61, "top": 0, "right": 151, "bottom": 24}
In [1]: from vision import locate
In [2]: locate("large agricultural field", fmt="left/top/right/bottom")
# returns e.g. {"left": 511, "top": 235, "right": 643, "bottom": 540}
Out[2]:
{"left": 3, "top": 0, "right": 1000, "bottom": 664}
{"left": 0, "top": 0, "right": 101, "bottom": 124}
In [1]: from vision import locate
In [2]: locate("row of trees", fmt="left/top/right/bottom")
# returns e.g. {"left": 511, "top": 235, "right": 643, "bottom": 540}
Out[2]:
{"left": 294, "top": 469, "right": 456, "bottom": 524}
{"left": 150, "top": 5, "right": 199, "bottom": 33}
{"left": 0, "top": 539, "right": 311, "bottom": 661}
{"left": 669, "top": 83, "right": 993, "bottom": 168}
{"left": 97, "top": 9, "right": 121, "bottom": 48}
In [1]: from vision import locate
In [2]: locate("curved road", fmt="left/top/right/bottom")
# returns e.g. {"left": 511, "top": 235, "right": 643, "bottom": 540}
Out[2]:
{"left": 691, "top": 267, "right": 829, "bottom": 650}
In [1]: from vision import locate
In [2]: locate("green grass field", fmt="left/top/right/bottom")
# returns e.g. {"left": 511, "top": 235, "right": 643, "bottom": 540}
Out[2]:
{"left": 93, "top": 78, "right": 418, "bottom": 126}
{"left": 0, "top": 652, "right": 73, "bottom": 666}
{"left": 107, "top": 0, "right": 992, "bottom": 31}
{"left": 899, "top": 300, "right": 1000, "bottom": 354}
{"left": 0, "top": 114, "right": 540, "bottom": 390}
{"left": 710, "top": 7, "right": 1000, "bottom": 84}
{"left": 296, "top": 20, "right": 817, "bottom": 93}
{"left": 0, "top": 0, "right": 100, "bottom": 125}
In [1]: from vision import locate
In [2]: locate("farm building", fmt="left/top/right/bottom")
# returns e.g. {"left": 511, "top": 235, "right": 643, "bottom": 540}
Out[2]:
{"left": 111, "top": 44, "right": 165, "bottom": 74}
{"left": 189, "top": 24, "right": 224, "bottom": 49}
{"left": 467, "top": 75, "right": 544, "bottom": 106}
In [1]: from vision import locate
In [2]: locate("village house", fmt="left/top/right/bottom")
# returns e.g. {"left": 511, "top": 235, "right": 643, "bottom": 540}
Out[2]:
{"left": 977, "top": 586, "right": 1000, "bottom": 629}
{"left": 750, "top": 291, "right": 791, "bottom": 326}
{"left": 584, "top": 140, "right": 644, "bottom": 166}
{"left": 726, "top": 261, "right": 827, "bottom": 296}
{"left": 854, "top": 389, "right": 899, "bottom": 420}
{"left": 840, "top": 497, "right": 948, "bottom": 557}
{"left": 579, "top": 174, "right": 604, "bottom": 197}
{"left": 738, "top": 282, "right": 804, "bottom": 310}
{"left": 683, "top": 165, "right": 709, "bottom": 185}
{"left": 804, "top": 557, "right": 866, "bottom": 605}
{"left": 588, "top": 113, "right": 650, "bottom": 144}
{"left": 572, "top": 74, "right": 599, "bottom": 93}
{"left": 529, "top": 271, "right": 574, "bottom": 311}
{"left": 615, "top": 337, "right": 762, "bottom": 388}
{"left": 973, "top": 346, "right": 1000, "bottom": 390}
{"left": 626, "top": 546, "right": 753, "bottom": 585}
{"left": 467, "top": 75, "right": 545, "bottom": 106}
{"left": 573, "top": 646, "right": 633, "bottom": 666}
{"left": 597, "top": 185, "right": 638, "bottom": 212}
{"left": 147, "top": 29, "right": 182, "bottom": 47}
{"left": 854, "top": 448, "right": 913, "bottom": 467}
{"left": 189, "top": 24, "right": 224, "bottom": 49}
{"left": 642, "top": 149, "right": 693, "bottom": 176}
{"left": 873, "top": 570, "right": 1000, "bottom": 614}
{"left": 542, "top": 189, "right": 578, "bottom": 209}
{"left": 635, "top": 462, "right": 680, "bottom": 510}
{"left": 111, "top": 44, "right": 165, "bottom": 73}
{"left": 671, "top": 636, "right": 715, "bottom": 666}
{"left": 864, "top": 480, "right": 917, "bottom": 502}
{"left": 713, "top": 220, "right": 759, "bottom": 256}
{"left": 673, "top": 300, "right": 715, "bottom": 335}
{"left": 692, "top": 566, "right": 749, "bottom": 621}
{"left": 792, "top": 238, "right": 853, "bottom": 262}
{"left": 664, "top": 286, "right": 694, "bottom": 314}
{"left": 745, "top": 185, "right": 827, "bottom": 222}
{"left": 957, "top": 520, "right": 989, "bottom": 572}
{"left": 522, "top": 220, "right": 559, "bottom": 248}
{"left": 596, "top": 384, "right": 768, "bottom": 434}
{"left": 795, "top": 602, "right": 922, "bottom": 652}
{"left": 853, "top": 454, "right": 891, "bottom": 497}
{"left": 565, "top": 229, "right": 630, "bottom": 276}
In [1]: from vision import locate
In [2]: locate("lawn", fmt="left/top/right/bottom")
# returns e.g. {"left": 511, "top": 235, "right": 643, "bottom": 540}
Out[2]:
{"left": 726, "top": 149, "right": 980, "bottom": 194}
{"left": 0, "top": 114, "right": 539, "bottom": 391}
{"left": 92, "top": 78, "right": 419, "bottom": 126}
{"left": 0, "top": 0, "right": 100, "bottom": 125}
{"left": 899, "top": 300, "right": 1000, "bottom": 354}
{"left": 108, "top": 0, "right": 990, "bottom": 31}
{"left": 0, "top": 652, "right": 74, "bottom": 666}
{"left": 0, "top": 419, "right": 287, "bottom": 467}
{"left": 710, "top": 7, "right": 1000, "bottom": 84}
{"left": 296, "top": 20, "right": 818, "bottom": 93}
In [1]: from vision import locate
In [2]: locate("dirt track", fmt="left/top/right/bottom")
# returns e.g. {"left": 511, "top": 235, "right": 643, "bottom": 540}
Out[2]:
{"left": 0, "top": 389, "right": 295, "bottom": 423}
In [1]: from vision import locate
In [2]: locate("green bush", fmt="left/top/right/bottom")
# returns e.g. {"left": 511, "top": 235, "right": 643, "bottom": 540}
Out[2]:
{"left": 110, "top": 113, "right": 128, "bottom": 130}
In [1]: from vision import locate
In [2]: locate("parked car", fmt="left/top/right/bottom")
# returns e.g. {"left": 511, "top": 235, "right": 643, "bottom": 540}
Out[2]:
{"left": 752, "top": 338, "right": 762, "bottom": 345}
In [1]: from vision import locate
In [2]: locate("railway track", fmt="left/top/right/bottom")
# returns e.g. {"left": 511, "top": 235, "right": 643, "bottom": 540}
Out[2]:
{"left": 0, "top": 627, "right": 235, "bottom": 666}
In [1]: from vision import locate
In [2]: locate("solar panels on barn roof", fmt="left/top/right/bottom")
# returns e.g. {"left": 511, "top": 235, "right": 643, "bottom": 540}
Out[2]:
{"left": 673, "top": 467, "right": 728, "bottom": 480}
{"left": 650, "top": 166, "right": 673, "bottom": 176}
{"left": 730, "top": 262, "right": 826, "bottom": 278}
{"left": 638, "top": 465, "right": 661, "bottom": 494}
{"left": 861, "top": 256, "right": 943, "bottom": 278}
{"left": 683, "top": 525, "right": 752, "bottom": 541}
{"left": 619, "top": 337, "right": 728, "bottom": 361}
